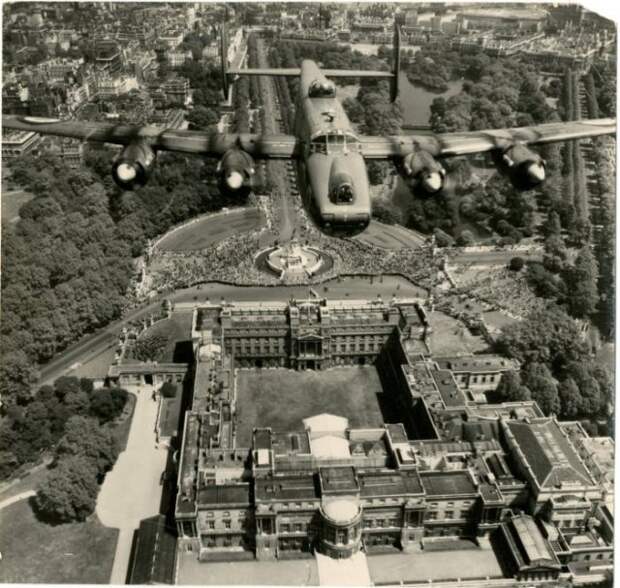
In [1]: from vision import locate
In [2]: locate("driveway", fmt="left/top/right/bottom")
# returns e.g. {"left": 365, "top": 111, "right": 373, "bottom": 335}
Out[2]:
{"left": 96, "top": 389, "right": 168, "bottom": 584}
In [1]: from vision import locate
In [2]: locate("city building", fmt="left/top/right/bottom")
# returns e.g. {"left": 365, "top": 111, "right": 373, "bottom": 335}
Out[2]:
{"left": 160, "top": 76, "right": 190, "bottom": 107}
{"left": 1, "top": 129, "right": 43, "bottom": 159}
{"left": 170, "top": 297, "right": 613, "bottom": 585}
{"left": 95, "top": 40, "right": 123, "bottom": 74}
{"left": 457, "top": 8, "right": 548, "bottom": 33}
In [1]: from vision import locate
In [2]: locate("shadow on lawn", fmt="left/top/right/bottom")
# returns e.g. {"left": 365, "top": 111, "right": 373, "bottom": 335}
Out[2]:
{"left": 28, "top": 495, "right": 72, "bottom": 527}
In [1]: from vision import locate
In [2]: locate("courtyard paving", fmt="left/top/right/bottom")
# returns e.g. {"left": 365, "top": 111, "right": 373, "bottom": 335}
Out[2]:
{"left": 176, "top": 551, "right": 320, "bottom": 585}
{"left": 366, "top": 546, "right": 504, "bottom": 584}
{"left": 96, "top": 388, "right": 168, "bottom": 584}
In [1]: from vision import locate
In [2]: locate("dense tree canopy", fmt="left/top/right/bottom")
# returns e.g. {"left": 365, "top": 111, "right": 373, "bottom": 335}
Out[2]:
{"left": 35, "top": 456, "right": 99, "bottom": 522}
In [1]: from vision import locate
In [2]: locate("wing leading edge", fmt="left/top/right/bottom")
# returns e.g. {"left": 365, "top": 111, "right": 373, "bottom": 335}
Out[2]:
{"left": 360, "top": 118, "right": 616, "bottom": 159}
{"left": 1, "top": 115, "right": 300, "bottom": 159}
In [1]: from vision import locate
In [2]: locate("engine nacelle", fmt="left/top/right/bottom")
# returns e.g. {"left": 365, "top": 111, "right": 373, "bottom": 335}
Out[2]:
{"left": 493, "top": 144, "right": 546, "bottom": 191}
{"left": 111, "top": 142, "right": 156, "bottom": 190}
{"left": 217, "top": 149, "right": 255, "bottom": 196}
{"left": 400, "top": 150, "right": 446, "bottom": 196}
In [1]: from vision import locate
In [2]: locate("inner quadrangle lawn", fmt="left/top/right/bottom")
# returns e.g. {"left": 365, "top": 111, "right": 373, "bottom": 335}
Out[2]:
{"left": 0, "top": 499, "right": 118, "bottom": 584}
{"left": 235, "top": 367, "right": 386, "bottom": 446}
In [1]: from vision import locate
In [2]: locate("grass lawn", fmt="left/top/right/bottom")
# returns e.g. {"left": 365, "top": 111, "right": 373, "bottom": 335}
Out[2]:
{"left": 427, "top": 311, "right": 489, "bottom": 356}
{"left": 157, "top": 208, "right": 265, "bottom": 251}
{"left": 158, "top": 392, "right": 183, "bottom": 439}
{"left": 71, "top": 343, "right": 118, "bottom": 379}
{"left": 127, "top": 312, "right": 194, "bottom": 363}
{"left": 0, "top": 500, "right": 118, "bottom": 584}
{"left": 1, "top": 189, "right": 35, "bottom": 223}
{"left": 235, "top": 367, "right": 386, "bottom": 446}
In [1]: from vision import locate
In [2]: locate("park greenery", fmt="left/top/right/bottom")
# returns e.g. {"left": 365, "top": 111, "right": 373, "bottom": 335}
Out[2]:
{"left": 496, "top": 304, "right": 611, "bottom": 429}
{"left": 131, "top": 333, "right": 170, "bottom": 363}
{"left": 0, "top": 376, "right": 128, "bottom": 483}
{"left": 1, "top": 142, "right": 245, "bottom": 410}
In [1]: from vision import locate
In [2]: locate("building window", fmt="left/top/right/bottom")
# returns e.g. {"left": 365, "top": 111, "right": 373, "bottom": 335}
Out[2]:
{"left": 281, "top": 523, "right": 289, "bottom": 533}
{"left": 224, "top": 520, "right": 231, "bottom": 529}
{"left": 208, "top": 521, "right": 215, "bottom": 529}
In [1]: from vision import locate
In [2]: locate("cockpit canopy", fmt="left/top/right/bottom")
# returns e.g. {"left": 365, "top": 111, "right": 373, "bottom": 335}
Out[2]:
{"left": 329, "top": 169, "right": 356, "bottom": 205}
{"left": 310, "top": 131, "right": 359, "bottom": 155}
{"left": 333, "top": 182, "right": 354, "bottom": 204}
{"left": 309, "top": 79, "right": 336, "bottom": 98}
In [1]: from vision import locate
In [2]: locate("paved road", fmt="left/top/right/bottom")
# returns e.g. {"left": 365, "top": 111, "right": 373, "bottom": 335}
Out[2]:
{"left": 96, "top": 390, "right": 167, "bottom": 584}
{"left": 0, "top": 490, "right": 35, "bottom": 512}
{"left": 256, "top": 37, "right": 297, "bottom": 243}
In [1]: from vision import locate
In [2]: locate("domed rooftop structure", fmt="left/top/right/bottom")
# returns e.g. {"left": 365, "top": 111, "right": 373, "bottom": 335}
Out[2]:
{"left": 322, "top": 499, "right": 360, "bottom": 525}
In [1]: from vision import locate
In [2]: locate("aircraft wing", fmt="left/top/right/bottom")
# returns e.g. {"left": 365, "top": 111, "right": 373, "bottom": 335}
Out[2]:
{"left": 360, "top": 118, "right": 616, "bottom": 159}
{"left": 1, "top": 115, "right": 300, "bottom": 159}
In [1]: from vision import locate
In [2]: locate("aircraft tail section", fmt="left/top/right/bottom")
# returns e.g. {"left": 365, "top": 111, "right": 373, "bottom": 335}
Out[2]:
{"left": 220, "top": 23, "right": 402, "bottom": 102}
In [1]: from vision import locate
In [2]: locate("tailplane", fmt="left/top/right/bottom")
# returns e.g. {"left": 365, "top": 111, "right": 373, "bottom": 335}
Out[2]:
{"left": 221, "top": 23, "right": 402, "bottom": 103}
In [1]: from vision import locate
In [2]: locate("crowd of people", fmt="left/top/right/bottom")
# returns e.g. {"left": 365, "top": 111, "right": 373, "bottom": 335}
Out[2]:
{"left": 142, "top": 226, "right": 437, "bottom": 298}
{"left": 448, "top": 263, "right": 546, "bottom": 320}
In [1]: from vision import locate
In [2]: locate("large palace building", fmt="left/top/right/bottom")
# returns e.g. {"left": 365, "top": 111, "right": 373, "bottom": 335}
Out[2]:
{"left": 173, "top": 297, "right": 614, "bottom": 585}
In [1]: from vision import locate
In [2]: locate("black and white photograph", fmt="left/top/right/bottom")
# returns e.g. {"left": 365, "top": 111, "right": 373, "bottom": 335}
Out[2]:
{"left": 0, "top": 2, "right": 616, "bottom": 586}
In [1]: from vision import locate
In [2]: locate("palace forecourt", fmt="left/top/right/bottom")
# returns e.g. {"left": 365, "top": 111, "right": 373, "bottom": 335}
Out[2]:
{"left": 158, "top": 295, "right": 614, "bottom": 586}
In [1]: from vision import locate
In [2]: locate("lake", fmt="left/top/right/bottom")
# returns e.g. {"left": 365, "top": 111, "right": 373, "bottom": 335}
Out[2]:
{"left": 399, "top": 71, "right": 464, "bottom": 127}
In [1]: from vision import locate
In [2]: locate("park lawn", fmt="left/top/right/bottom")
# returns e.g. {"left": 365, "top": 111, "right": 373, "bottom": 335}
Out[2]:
{"left": 158, "top": 392, "right": 183, "bottom": 439}
{"left": 235, "top": 367, "right": 386, "bottom": 446}
{"left": 1, "top": 189, "right": 35, "bottom": 223}
{"left": 427, "top": 311, "right": 489, "bottom": 356}
{"left": 0, "top": 500, "right": 118, "bottom": 584}
{"left": 71, "top": 344, "right": 118, "bottom": 379}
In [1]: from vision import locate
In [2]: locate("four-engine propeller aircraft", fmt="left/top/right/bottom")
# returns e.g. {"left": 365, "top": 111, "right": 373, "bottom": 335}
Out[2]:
{"left": 2, "top": 26, "right": 616, "bottom": 237}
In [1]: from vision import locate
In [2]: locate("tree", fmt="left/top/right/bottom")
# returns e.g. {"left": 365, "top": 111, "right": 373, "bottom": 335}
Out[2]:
{"left": 186, "top": 105, "right": 219, "bottom": 131}
{"left": 161, "top": 382, "right": 177, "bottom": 398}
{"left": 558, "top": 377, "right": 581, "bottom": 418}
{"left": 496, "top": 371, "right": 531, "bottom": 402}
{"left": 509, "top": 257, "right": 525, "bottom": 272}
{"left": 564, "top": 246, "right": 599, "bottom": 318}
{"left": 35, "top": 456, "right": 99, "bottom": 522}
{"left": 456, "top": 230, "right": 475, "bottom": 247}
{"left": 521, "top": 362, "right": 560, "bottom": 415}
{"left": 90, "top": 388, "right": 129, "bottom": 423}
{"left": 56, "top": 416, "right": 119, "bottom": 476}
{"left": 497, "top": 304, "right": 588, "bottom": 372}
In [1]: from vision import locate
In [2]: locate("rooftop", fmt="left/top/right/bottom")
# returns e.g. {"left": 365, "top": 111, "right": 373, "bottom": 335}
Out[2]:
{"left": 431, "top": 369, "right": 467, "bottom": 408}
{"left": 359, "top": 471, "right": 424, "bottom": 498}
{"left": 506, "top": 419, "right": 595, "bottom": 489}
{"left": 420, "top": 471, "right": 478, "bottom": 497}
{"left": 197, "top": 483, "right": 250, "bottom": 507}
{"left": 505, "top": 514, "right": 560, "bottom": 570}
{"left": 320, "top": 466, "right": 359, "bottom": 495}
{"left": 255, "top": 474, "right": 319, "bottom": 502}
{"left": 435, "top": 355, "right": 518, "bottom": 373}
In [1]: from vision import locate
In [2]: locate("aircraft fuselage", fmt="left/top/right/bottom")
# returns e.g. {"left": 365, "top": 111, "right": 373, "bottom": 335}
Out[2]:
{"left": 294, "top": 60, "right": 371, "bottom": 237}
